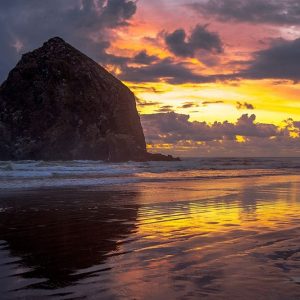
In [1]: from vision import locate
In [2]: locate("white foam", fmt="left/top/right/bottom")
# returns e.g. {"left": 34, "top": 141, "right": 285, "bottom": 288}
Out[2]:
{"left": 0, "top": 158, "right": 299, "bottom": 190}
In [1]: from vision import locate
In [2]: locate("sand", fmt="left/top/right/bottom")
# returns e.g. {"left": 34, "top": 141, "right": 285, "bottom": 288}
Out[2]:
{"left": 0, "top": 174, "right": 300, "bottom": 299}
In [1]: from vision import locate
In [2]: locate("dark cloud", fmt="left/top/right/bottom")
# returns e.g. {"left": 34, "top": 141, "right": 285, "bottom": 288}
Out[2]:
{"left": 124, "top": 36, "right": 300, "bottom": 84}
{"left": 130, "top": 86, "right": 166, "bottom": 94}
{"left": 100, "top": 0, "right": 136, "bottom": 27}
{"left": 180, "top": 102, "right": 199, "bottom": 109}
{"left": 132, "top": 51, "right": 159, "bottom": 65}
{"left": 155, "top": 105, "right": 174, "bottom": 113}
{"left": 141, "top": 112, "right": 300, "bottom": 156}
{"left": 165, "top": 29, "right": 192, "bottom": 57}
{"left": 165, "top": 25, "right": 223, "bottom": 59}
{"left": 241, "top": 38, "right": 300, "bottom": 82}
{"left": 136, "top": 97, "right": 161, "bottom": 107}
{"left": 236, "top": 102, "right": 255, "bottom": 110}
{"left": 202, "top": 100, "right": 224, "bottom": 106}
{"left": 142, "top": 112, "right": 279, "bottom": 144}
{"left": 119, "top": 58, "right": 215, "bottom": 84}
{"left": 0, "top": 0, "right": 137, "bottom": 82}
{"left": 188, "top": 0, "right": 300, "bottom": 25}
{"left": 2, "top": 0, "right": 299, "bottom": 87}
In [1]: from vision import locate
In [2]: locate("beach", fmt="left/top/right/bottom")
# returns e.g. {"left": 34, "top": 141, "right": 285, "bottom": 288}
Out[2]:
{"left": 0, "top": 159, "right": 300, "bottom": 299}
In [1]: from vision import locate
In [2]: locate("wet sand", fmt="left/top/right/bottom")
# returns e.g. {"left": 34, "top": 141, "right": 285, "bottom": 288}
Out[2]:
{"left": 0, "top": 175, "right": 300, "bottom": 299}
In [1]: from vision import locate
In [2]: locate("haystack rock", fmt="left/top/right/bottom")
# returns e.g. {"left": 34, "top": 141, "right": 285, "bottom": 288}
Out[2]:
{"left": 0, "top": 37, "right": 179, "bottom": 162}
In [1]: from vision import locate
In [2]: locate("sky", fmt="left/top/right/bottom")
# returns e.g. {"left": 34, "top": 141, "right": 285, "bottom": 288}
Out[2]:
{"left": 1, "top": 0, "right": 300, "bottom": 156}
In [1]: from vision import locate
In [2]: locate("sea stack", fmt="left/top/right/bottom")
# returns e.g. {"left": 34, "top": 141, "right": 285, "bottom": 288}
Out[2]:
{"left": 0, "top": 37, "right": 178, "bottom": 162}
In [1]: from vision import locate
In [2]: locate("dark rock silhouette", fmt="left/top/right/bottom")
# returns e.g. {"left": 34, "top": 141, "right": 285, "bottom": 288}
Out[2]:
{"left": 0, "top": 37, "right": 179, "bottom": 162}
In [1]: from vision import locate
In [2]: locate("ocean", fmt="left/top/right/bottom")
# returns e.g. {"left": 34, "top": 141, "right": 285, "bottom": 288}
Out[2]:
{"left": 1, "top": 157, "right": 300, "bottom": 190}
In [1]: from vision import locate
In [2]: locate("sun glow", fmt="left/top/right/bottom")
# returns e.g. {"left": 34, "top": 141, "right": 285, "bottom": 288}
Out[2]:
{"left": 127, "top": 80, "right": 300, "bottom": 124}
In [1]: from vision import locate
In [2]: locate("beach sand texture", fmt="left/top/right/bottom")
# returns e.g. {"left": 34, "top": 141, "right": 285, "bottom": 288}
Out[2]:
{"left": 0, "top": 174, "right": 300, "bottom": 299}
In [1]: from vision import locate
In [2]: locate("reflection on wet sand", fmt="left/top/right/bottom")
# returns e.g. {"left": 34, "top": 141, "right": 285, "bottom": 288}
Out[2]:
{"left": 1, "top": 175, "right": 300, "bottom": 299}
{"left": 0, "top": 190, "right": 139, "bottom": 298}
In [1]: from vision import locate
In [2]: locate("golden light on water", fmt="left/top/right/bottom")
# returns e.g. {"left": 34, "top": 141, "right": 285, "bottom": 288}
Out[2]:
{"left": 135, "top": 176, "right": 300, "bottom": 239}
{"left": 102, "top": 175, "right": 300, "bottom": 299}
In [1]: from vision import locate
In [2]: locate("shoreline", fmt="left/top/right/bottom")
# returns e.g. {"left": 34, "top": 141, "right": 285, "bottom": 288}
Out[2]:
{"left": 1, "top": 173, "right": 299, "bottom": 204}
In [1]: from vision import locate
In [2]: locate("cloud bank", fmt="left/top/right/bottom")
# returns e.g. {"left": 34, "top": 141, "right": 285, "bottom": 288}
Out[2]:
{"left": 242, "top": 38, "right": 300, "bottom": 82}
{"left": 188, "top": 0, "right": 300, "bottom": 25}
{"left": 141, "top": 112, "right": 300, "bottom": 156}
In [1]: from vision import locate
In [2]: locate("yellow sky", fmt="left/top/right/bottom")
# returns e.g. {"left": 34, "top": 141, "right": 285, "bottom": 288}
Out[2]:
{"left": 106, "top": 1, "right": 300, "bottom": 126}
{"left": 126, "top": 80, "right": 300, "bottom": 124}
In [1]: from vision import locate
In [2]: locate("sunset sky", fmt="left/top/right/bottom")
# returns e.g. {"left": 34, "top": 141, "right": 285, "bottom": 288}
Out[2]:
{"left": 1, "top": 0, "right": 300, "bottom": 156}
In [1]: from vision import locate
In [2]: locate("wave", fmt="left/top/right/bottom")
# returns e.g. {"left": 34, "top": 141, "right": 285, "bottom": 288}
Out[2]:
{"left": 0, "top": 157, "right": 299, "bottom": 190}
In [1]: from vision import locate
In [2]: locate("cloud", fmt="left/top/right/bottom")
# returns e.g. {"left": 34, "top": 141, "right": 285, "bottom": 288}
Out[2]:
{"left": 236, "top": 101, "right": 255, "bottom": 110}
{"left": 135, "top": 97, "right": 160, "bottom": 107}
{"left": 202, "top": 100, "right": 224, "bottom": 106}
{"left": 129, "top": 85, "right": 166, "bottom": 94}
{"left": 141, "top": 112, "right": 300, "bottom": 156}
{"left": 132, "top": 51, "right": 159, "bottom": 65}
{"left": 0, "top": 0, "right": 137, "bottom": 82}
{"left": 141, "top": 112, "right": 279, "bottom": 143}
{"left": 284, "top": 118, "right": 300, "bottom": 137}
{"left": 241, "top": 38, "right": 300, "bottom": 82}
{"left": 188, "top": 0, "right": 300, "bottom": 25}
{"left": 165, "top": 24, "right": 223, "bottom": 59}
{"left": 155, "top": 105, "right": 174, "bottom": 113}
{"left": 100, "top": 0, "right": 136, "bottom": 27}
{"left": 180, "top": 102, "right": 199, "bottom": 109}
{"left": 2, "top": 0, "right": 299, "bottom": 87}
{"left": 119, "top": 58, "right": 215, "bottom": 84}
{"left": 123, "top": 35, "right": 300, "bottom": 84}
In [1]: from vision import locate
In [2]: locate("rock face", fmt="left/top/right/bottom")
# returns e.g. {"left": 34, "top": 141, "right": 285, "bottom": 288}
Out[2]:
{"left": 0, "top": 37, "right": 179, "bottom": 162}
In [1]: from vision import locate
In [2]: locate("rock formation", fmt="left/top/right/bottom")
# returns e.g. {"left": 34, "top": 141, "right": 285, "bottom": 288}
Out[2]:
{"left": 0, "top": 37, "right": 179, "bottom": 162}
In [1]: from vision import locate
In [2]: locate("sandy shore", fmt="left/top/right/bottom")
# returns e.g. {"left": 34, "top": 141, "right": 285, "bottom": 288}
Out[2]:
{"left": 0, "top": 174, "right": 300, "bottom": 299}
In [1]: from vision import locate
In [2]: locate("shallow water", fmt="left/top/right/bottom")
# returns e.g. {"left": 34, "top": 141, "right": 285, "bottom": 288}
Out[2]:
{"left": 0, "top": 175, "right": 300, "bottom": 299}
{"left": 1, "top": 157, "right": 300, "bottom": 189}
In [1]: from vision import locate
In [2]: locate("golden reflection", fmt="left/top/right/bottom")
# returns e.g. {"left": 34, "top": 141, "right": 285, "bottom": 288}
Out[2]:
{"left": 108, "top": 175, "right": 300, "bottom": 300}
{"left": 135, "top": 176, "right": 300, "bottom": 239}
